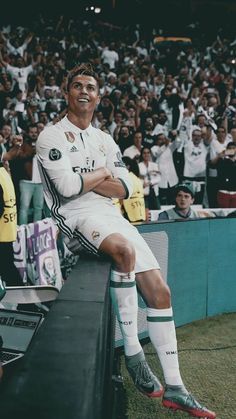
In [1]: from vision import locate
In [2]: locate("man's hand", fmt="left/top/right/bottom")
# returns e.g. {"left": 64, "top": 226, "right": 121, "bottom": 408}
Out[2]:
{"left": 11, "top": 135, "right": 23, "bottom": 148}
{"left": 103, "top": 167, "right": 113, "bottom": 179}
{"left": 93, "top": 177, "right": 127, "bottom": 199}
{"left": 81, "top": 167, "right": 113, "bottom": 195}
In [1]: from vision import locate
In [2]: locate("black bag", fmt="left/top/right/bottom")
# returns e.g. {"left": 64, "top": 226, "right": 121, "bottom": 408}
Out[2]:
{"left": 148, "top": 186, "right": 160, "bottom": 210}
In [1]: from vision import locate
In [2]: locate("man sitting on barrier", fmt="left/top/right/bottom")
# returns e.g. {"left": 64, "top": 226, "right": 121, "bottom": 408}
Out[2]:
{"left": 36, "top": 64, "right": 216, "bottom": 418}
{"left": 158, "top": 182, "right": 216, "bottom": 220}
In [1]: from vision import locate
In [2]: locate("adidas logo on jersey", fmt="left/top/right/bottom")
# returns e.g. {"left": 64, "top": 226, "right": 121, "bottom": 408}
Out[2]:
{"left": 70, "top": 146, "right": 79, "bottom": 152}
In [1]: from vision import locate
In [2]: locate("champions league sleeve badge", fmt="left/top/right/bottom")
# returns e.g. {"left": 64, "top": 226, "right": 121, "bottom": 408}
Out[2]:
{"left": 49, "top": 148, "right": 62, "bottom": 161}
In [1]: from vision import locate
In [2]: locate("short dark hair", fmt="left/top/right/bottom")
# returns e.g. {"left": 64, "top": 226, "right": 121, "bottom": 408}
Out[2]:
{"left": 226, "top": 141, "right": 236, "bottom": 149}
{"left": 175, "top": 182, "right": 195, "bottom": 198}
{"left": 122, "top": 156, "right": 140, "bottom": 177}
{"left": 67, "top": 63, "right": 99, "bottom": 92}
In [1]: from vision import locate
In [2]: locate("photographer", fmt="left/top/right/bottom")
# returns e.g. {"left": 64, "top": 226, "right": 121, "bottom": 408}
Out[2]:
{"left": 210, "top": 142, "right": 236, "bottom": 207}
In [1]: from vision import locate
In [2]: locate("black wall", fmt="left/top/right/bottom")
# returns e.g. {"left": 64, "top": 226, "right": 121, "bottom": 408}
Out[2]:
{"left": 0, "top": 254, "right": 114, "bottom": 419}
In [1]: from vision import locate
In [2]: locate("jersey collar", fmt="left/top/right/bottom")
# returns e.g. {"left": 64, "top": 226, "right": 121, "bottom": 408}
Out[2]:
{"left": 61, "top": 115, "right": 93, "bottom": 137}
{"left": 174, "top": 207, "right": 192, "bottom": 218}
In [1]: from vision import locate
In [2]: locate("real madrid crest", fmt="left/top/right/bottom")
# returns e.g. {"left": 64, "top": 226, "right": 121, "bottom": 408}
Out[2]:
{"left": 92, "top": 231, "right": 100, "bottom": 240}
{"left": 65, "top": 131, "right": 76, "bottom": 143}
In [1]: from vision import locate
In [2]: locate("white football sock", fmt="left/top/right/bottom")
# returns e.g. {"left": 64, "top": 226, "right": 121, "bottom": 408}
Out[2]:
{"left": 110, "top": 270, "right": 142, "bottom": 356}
{"left": 147, "top": 307, "right": 183, "bottom": 386}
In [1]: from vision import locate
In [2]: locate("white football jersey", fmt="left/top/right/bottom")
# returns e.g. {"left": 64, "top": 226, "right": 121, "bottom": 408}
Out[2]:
{"left": 36, "top": 116, "right": 133, "bottom": 237}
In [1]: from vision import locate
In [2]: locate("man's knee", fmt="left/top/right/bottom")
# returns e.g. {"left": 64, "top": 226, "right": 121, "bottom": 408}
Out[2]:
{"left": 112, "top": 240, "right": 135, "bottom": 265}
{"left": 100, "top": 234, "right": 135, "bottom": 269}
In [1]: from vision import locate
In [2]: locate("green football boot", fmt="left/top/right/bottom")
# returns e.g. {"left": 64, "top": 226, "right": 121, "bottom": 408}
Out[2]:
{"left": 162, "top": 385, "right": 216, "bottom": 418}
{"left": 125, "top": 350, "right": 163, "bottom": 398}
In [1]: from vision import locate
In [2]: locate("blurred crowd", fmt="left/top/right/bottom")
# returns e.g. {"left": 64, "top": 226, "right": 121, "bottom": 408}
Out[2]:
{"left": 0, "top": 15, "right": 236, "bottom": 225}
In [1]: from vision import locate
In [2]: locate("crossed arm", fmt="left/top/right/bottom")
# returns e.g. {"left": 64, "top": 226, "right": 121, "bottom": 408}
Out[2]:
{"left": 93, "top": 176, "right": 128, "bottom": 199}
{"left": 81, "top": 168, "right": 127, "bottom": 199}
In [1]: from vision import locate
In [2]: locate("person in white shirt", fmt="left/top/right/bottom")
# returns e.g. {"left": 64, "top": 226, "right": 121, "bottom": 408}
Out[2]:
{"left": 17, "top": 125, "right": 44, "bottom": 225}
{"left": 123, "top": 131, "right": 143, "bottom": 161}
{"left": 1, "top": 31, "right": 33, "bottom": 57}
{"left": 215, "top": 126, "right": 231, "bottom": 147}
{"left": 202, "top": 125, "right": 224, "bottom": 207}
{"left": 151, "top": 134, "right": 179, "bottom": 205}
{"left": 152, "top": 110, "right": 169, "bottom": 137}
{"left": 182, "top": 128, "right": 208, "bottom": 204}
{"left": 101, "top": 43, "right": 119, "bottom": 70}
{"left": 0, "top": 54, "right": 39, "bottom": 99}
{"left": 139, "top": 147, "right": 161, "bottom": 210}
{"left": 36, "top": 64, "right": 215, "bottom": 419}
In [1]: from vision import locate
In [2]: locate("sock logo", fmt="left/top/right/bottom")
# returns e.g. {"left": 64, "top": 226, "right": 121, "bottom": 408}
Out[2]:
{"left": 118, "top": 320, "right": 133, "bottom": 326}
{"left": 166, "top": 350, "right": 177, "bottom": 355}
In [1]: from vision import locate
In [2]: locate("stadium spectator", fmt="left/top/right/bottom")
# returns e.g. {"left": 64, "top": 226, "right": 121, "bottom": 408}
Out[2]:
{"left": 123, "top": 130, "right": 143, "bottom": 160}
{"left": 139, "top": 147, "right": 161, "bottom": 210}
{"left": 158, "top": 182, "right": 215, "bottom": 220}
{"left": 159, "top": 182, "right": 196, "bottom": 220}
{"left": 107, "top": 110, "right": 124, "bottom": 137}
{"left": 0, "top": 30, "right": 33, "bottom": 58}
{"left": 157, "top": 85, "right": 183, "bottom": 133}
{"left": 1, "top": 123, "right": 12, "bottom": 149}
{"left": 120, "top": 156, "right": 146, "bottom": 223}
{"left": 210, "top": 142, "right": 236, "bottom": 208}
{"left": 205, "top": 125, "right": 225, "bottom": 207}
{"left": 16, "top": 125, "right": 44, "bottom": 224}
{"left": 115, "top": 125, "right": 133, "bottom": 153}
{"left": 215, "top": 126, "right": 231, "bottom": 147}
{"left": 0, "top": 52, "right": 40, "bottom": 99}
{"left": 151, "top": 133, "right": 178, "bottom": 205}
{"left": 152, "top": 110, "right": 169, "bottom": 137}
{"left": 141, "top": 117, "right": 157, "bottom": 149}
{"left": 101, "top": 42, "right": 119, "bottom": 70}
{"left": 182, "top": 128, "right": 208, "bottom": 204}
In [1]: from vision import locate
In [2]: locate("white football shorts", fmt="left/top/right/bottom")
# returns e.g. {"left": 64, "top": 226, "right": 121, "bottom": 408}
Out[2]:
{"left": 73, "top": 213, "right": 160, "bottom": 273}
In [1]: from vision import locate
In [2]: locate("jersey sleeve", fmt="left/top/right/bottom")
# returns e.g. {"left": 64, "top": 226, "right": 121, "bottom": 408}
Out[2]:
{"left": 36, "top": 127, "right": 83, "bottom": 198}
{"left": 104, "top": 134, "right": 133, "bottom": 198}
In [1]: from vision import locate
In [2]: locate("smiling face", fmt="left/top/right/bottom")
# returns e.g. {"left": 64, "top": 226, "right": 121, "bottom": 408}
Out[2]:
{"left": 192, "top": 129, "right": 202, "bottom": 146}
{"left": 66, "top": 75, "right": 100, "bottom": 119}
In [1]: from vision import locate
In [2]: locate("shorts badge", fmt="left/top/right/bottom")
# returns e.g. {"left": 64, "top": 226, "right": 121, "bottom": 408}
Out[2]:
{"left": 92, "top": 231, "right": 100, "bottom": 240}
{"left": 65, "top": 131, "right": 76, "bottom": 143}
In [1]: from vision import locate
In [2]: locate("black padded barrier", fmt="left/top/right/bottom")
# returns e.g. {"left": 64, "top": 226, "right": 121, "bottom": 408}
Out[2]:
{"left": 0, "top": 254, "right": 114, "bottom": 419}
